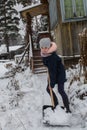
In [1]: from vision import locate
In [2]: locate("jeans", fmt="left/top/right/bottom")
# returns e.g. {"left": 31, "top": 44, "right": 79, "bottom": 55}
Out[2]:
{"left": 46, "top": 83, "right": 70, "bottom": 110}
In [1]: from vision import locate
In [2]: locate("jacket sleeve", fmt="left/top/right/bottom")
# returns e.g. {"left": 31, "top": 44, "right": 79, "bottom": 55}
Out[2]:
{"left": 48, "top": 59, "right": 57, "bottom": 88}
{"left": 42, "top": 53, "right": 60, "bottom": 88}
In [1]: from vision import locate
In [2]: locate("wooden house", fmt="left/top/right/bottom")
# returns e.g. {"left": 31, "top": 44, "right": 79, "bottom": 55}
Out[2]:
{"left": 48, "top": 0, "right": 87, "bottom": 66}
{"left": 19, "top": 0, "right": 87, "bottom": 73}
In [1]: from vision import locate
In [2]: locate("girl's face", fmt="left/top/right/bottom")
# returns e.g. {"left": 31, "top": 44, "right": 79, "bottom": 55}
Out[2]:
{"left": 41, "top": 47, "right": 49, "bottom": 53}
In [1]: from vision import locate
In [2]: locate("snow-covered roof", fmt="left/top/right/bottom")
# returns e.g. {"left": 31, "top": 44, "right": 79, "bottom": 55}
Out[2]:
{"left": 19, "top": 3, "right": 42, "bottom": 12}
{"left": 19, "top": 3, "right": 48, "bottom": 18}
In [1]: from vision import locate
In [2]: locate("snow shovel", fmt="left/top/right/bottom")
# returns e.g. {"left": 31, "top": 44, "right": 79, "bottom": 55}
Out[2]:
{"left": 42, "top": 72, "right": 55, "bottom": 117}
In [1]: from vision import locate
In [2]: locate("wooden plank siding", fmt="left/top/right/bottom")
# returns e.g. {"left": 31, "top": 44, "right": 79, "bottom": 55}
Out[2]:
{"left": 61, "top": 21, "right": 87, "bottom": 56}
{"left": 48, "top": 0, "right": 87, "bottom": 58}
{"left": 61, "top": 23, "right": 72, "bottom": 56}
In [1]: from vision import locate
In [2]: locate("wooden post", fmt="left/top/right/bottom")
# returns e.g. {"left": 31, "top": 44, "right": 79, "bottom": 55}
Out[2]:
{"left": 68, "top": 23, "right": 73, "bottom": 55}
{"left": 25, "top": 13, "right": 33, "bottom": 62}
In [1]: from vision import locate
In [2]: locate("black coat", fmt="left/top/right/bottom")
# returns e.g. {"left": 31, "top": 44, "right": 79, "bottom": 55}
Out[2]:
{"left": 42, "top": 52, "right": 66, "bottom": 87}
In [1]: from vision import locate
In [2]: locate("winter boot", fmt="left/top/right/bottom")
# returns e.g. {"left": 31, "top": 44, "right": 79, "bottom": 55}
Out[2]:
{"left": 66, "top": 108, "right": 71, "bottom": 113}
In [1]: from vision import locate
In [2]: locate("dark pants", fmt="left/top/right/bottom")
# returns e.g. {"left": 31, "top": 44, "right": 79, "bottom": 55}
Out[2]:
{"left": 46, "top": 83, "right": 70, "bottom": 110}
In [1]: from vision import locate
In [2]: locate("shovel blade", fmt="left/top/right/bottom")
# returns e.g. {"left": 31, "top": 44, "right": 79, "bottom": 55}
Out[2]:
{"left": 43, "top": 105, "right": 54, "bottom": 110}
{"left": 42, "top": 105, "right": 55, "bottom": 117}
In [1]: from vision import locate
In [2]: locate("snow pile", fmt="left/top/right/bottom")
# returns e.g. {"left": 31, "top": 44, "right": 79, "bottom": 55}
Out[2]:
{"left": 65, "top": 65, "right": 87, "bottom": 127}
{"left": 43, "top": 106, "right": 71, "bottom": 126}
{"left": 0, "top": 63, "right": 9, "bottom": 77}
{"left": 0, "top": 66, "right": 43, "bottom": 130}
{"left": 67, "top": 81, "right": 87, "bottom": 127}
{"left": 0, "top": 61, "right": 17, "bottom": 78}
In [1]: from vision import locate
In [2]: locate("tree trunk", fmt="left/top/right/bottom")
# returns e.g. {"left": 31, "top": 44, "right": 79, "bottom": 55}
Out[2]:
{"left": 5, "top": 33, "right": 9, "bottom": 52}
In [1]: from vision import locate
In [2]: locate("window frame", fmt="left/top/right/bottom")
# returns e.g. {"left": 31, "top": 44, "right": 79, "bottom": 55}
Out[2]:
{"left": 60, "top": 0, "right": 87, "bottom": 22}
{"left": 48, "top": 0, "right": 58, "bottom": 30}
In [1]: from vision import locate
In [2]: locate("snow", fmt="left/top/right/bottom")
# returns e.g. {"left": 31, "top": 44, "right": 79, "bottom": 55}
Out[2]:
{"left": 19, "top": 3, "right": 41, "bottom": 12}
{"left": 0, "top": 45, "right": 7, "bottom": 54}
{"left": 14, "top": 3, "right": 26, "bottom": 38}
{"left": 0, "top": 60, "right": 87, "bottom": 130}
{"left": 0, "top": 44, "right": 23, "bottom": 54}
{"left": 9, "top": 45, "right": 23, "bottom": 51}
{"left": 0, "top": 63, "right": 8, "bottom": 77}
{"left": 43, "top": 106, "right": 71, "bottom": 126}
{"left": 14, "top": 3, "right": 23, "bottom": 12}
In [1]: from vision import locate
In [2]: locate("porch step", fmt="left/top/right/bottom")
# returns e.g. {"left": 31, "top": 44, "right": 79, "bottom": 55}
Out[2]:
{"left": 34, "top": 67, "right": 47, "bottom": 74}
{"left": 33, "top": 60, "right": 47, "bottom": 73}
{"left": 30, "top": 49, "right": 47, "bottom": 73}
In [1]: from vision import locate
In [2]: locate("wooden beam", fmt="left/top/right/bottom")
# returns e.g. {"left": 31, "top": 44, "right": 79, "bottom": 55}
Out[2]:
{"left": 20, "top": 4, "right": 48, "bottom": 19}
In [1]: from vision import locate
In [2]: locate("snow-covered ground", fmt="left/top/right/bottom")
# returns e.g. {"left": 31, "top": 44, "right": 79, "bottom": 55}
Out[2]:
{"left": 0, "top": 60, "right": 87, "bottom": 130}
{"left": 0, "top": 44, "right": 24, "bottom": 54}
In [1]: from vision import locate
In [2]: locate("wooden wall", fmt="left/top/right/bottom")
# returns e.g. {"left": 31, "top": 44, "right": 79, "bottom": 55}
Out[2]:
{"left": 54, "top": 21, "right": 87, "bottom": 56}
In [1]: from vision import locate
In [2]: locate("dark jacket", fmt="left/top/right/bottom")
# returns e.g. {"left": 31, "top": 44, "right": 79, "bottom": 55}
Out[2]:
{"left": 42, "top": 52, "right": 66, "bottom": 88}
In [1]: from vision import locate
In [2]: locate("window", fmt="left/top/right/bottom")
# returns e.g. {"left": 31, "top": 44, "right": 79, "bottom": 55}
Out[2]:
{"left": 63, "top": 0, "right": 85, "bottom": 19}
{"left": 75, "top": 0, "right": 85, "bottom": 17}
{"left": 64, "top": 0, "right": 73, "bottom": 18}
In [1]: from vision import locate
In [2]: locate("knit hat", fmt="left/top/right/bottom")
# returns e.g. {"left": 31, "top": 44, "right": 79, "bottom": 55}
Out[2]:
{"left": 39, "top": 38, "right": 51, "bottom": 48}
